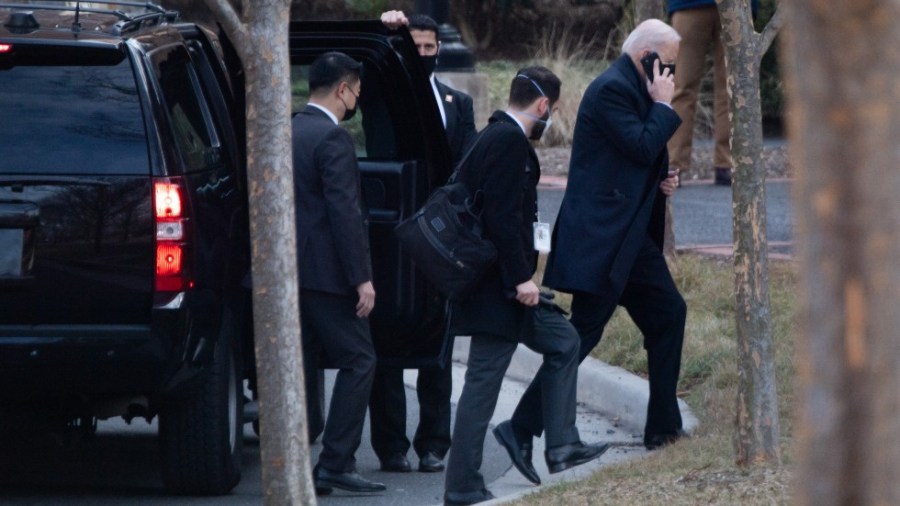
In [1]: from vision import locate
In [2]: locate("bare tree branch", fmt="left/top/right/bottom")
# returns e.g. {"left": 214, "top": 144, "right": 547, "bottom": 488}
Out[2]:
{"left": 202, "top": 0, "right": 249, "bottom": 49}
{"left": 758, "top": 4, "right": 784, "bottom": 56}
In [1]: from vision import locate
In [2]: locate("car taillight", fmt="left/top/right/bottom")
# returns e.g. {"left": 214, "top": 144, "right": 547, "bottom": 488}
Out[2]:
{"left": 155, "top": 182, "right": 182, "bottom": 218}
{"left": 0, "top": 44, "right": 11, "bottom": 53}
{"left": 154, "top": 179, "right": 191, "bottom": 294}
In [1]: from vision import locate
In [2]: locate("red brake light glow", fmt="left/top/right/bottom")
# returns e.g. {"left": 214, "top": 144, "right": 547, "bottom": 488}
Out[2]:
{"left": 156, "top": 244, "right": 182, "bottom": 276}
{"left": 154, "top": 179, "right": 189, "bottom": 294}
{"left": 155, "top": 182, "right": 182, "bottom": 218}
{"left": 0, "top": 44, "right": 11, "bottom": 53}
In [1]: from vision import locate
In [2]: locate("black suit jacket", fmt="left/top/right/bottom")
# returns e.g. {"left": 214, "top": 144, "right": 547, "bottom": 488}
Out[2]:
{"left": 292, "top": 105, "right": 372, "bottom": 296}
{"left": 435, "top": 78, "right": 476, "bottom": 163}
{"left": 451, "top": 111, "right": 539, "bottom": 341}
{"left": 543, "top": 55, "right": 681, "bottom": 296}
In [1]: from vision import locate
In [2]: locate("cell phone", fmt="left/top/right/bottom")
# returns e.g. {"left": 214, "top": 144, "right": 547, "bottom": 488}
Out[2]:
{"left": 640, "top": 52, "right": 676, "bottom": 82}
{"left": 640, "top": 52, "right": 661, "bottom": 82}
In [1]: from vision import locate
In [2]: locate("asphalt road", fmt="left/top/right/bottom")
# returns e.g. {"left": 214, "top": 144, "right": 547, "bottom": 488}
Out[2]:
{"left": 0, "top": 374, "right": 504, "bottom": 506}
{"left": 538, "top": 179, "right": 793, "bottom": 254}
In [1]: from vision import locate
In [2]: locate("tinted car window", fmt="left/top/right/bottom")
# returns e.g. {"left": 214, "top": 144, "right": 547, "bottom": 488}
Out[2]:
{"left": 0, "top": 60, "right": 149, "bottom": 175}
{"left": 157, "top": 52, "right": 220, "bottom": 173}
{"left": 291, "top": 62, "right": 396, "bottom": 159}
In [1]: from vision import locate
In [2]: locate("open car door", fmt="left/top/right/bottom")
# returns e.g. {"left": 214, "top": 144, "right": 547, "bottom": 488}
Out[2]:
{"left": 289, "top": 21, "right": 454, "bottom": 368}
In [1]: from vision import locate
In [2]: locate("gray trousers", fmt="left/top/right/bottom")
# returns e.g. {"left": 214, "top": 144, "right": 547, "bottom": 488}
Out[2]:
{"left": 445, "top": 305, "right": 581, "bottom": 494}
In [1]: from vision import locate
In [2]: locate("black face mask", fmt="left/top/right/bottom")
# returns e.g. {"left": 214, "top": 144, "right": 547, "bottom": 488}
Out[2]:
{"left": 421, "top": 54, "right": 438, "bottom": 76}
{"left": 340, "top": 85, "right": 359, "bottom": 122}
{"left": 527, "top": 110, "right": 552, "bottom": 141}
{"left": 342, "top": 104, "right": 357, "bottom": 122}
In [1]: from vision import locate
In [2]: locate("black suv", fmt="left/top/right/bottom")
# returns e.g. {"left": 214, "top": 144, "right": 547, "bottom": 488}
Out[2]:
{"left": 0, "top": 1, "right": 251, "bottom": 495}
{"left": 0, "top": 1, "right": 454, "bottom": 497}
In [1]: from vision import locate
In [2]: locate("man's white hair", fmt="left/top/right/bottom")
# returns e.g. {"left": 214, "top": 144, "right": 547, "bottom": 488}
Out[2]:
{"left": 621, "top": 19, "right": 681, "bottom": 57}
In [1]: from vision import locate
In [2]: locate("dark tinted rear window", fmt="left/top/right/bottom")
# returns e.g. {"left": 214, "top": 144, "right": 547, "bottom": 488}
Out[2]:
{"left": 0, "top": 59, "right": 149, "bottom": 175}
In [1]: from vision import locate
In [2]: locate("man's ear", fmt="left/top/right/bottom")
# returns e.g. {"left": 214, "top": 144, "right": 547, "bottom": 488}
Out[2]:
{"left": 538, "top": 96, "right": 550, "bottom": 116}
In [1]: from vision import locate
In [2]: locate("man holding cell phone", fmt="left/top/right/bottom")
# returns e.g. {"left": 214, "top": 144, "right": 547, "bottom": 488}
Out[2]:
{"left": 513, "top": 19, "right": 688, "bottom": 452}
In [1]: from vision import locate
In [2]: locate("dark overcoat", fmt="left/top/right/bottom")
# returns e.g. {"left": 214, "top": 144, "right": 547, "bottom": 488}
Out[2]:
{"left": 543, "top": 55, "right": 681, "bottom": 296}
{"left": 450, "top": 111, "right": 540, "bottom": 341}
{"left": 292, "top": 105, "right": 372, "bottom": 296}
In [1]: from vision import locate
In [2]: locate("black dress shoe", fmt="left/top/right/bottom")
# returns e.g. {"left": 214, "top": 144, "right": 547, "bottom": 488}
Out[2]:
{"left": 644, "top": 429, "right": 688, "bottom": 450}
{"left": 444, "top": 488, "right": 495, "bottom": 505}
{"left": 714, "top": 167, "right": 732, "bottom": 186}
{"left": 545, "top": 441, "right": 610, "bottom": 474}
{"left": 492, "top": 420, "right": 540, "bottom": 485}
{"left": 380, "top": 452, "right": 412, "bottom": 472}
{"left": 418, "top": 451, "right": 445, "bottom": 472}
{"left": 313, "top": 465, "right": 386, "bottom": 493}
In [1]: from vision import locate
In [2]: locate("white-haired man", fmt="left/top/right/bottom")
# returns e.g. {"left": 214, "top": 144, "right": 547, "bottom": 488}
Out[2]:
{"left": 493, "top": 19, "right": 688, "bottom": 458}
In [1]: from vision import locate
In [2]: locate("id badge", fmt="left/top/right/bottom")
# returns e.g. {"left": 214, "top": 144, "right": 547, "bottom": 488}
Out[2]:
{"left": 533, "top": 222, "right": 551, "bottom": 253}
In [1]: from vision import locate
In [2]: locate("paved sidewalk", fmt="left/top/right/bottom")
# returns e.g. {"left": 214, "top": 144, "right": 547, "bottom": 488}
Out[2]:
{"left": 402, "top": 337, "right": 699, "bottom": 505}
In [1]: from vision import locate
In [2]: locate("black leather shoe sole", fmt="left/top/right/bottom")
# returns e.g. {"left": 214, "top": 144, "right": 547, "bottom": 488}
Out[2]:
{"left": 547, "top": 442, "right": 610, "bottom": 474}
{"left": 314, "top": 467, "right": 387, "bottom": 493}
{"left": 492, "top": 422, "right": 541, "bottom": 485}
{"left": 316, "top": 476, "right": 386, "bottom": 493}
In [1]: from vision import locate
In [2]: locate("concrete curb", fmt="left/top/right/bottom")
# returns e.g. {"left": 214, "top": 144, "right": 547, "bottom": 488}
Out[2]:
{"left": 451, "top": 336, "right": 699, "bottom": 438}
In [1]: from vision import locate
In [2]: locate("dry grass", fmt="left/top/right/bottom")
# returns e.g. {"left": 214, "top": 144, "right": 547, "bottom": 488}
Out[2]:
{"left": 478, "top": 13, "right": 720, "bottom": 151}
{"left": 522, "top": 253, "right": 797, "bottom": 506}
{"left": 478, "top": 19, "right": 611, "bottom": 149}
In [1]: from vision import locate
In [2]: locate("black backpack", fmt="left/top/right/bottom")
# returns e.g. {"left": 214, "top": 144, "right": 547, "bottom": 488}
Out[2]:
{"left": 394, "top": 130, "right": 497, "bottom": 301}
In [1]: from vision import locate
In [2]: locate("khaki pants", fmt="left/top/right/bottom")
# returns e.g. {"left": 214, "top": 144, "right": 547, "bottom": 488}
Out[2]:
{"left": 668, "top": 5, "right": 731, "bottom": 172}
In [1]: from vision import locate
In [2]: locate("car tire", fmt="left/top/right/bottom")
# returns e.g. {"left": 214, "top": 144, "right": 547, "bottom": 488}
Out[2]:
{"left": 159, "top": 311, "right": 243, "bottom": 495}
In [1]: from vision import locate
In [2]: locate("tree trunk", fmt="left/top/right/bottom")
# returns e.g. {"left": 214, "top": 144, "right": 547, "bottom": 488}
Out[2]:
{"left": 202, "top": 1, "right": 315, "bottom": 504}
{"left": 633, "top": 0, "right": 665, "bottom": 22}
{"left": 781, "top": 0, "right": 900, "bottom": 503}
{"left": 716, "top": 0, "right": 783, "bottom": 467}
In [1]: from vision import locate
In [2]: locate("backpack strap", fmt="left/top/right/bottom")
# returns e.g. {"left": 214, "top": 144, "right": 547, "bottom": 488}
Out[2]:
{"left": 447, "top": 123, "right": 496, "bottom": 186}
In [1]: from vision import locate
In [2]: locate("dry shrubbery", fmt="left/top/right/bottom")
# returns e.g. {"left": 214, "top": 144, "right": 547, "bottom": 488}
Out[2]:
{"left": 522, "top": 253, "right": 798, "bottom": 506}
{"left": 480, "top": 20, "right": 614, "bottom": 148}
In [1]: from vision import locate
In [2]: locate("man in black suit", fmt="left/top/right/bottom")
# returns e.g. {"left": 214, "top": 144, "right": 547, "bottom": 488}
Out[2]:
{"left": 292, "top": 52, "right": 385, "bottom": 495}
{"left": 503, "top": 19, "right": 687, "bottom": 454}
{"left": 371, "top": 11, "right": 477, "bottom": 474}
{"left": 443, "top": 67, "right": 607, "bottom": 506}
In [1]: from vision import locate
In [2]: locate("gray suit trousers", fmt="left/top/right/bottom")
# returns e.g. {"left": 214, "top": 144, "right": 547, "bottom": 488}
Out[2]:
{"left": 445, "top": 305, "right": 581, "bottom": 494}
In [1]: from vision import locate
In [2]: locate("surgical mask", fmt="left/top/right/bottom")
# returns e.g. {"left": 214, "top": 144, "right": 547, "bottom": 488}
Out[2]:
{"left": 421, "top": 54, "right": 438, "bottom": 76}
